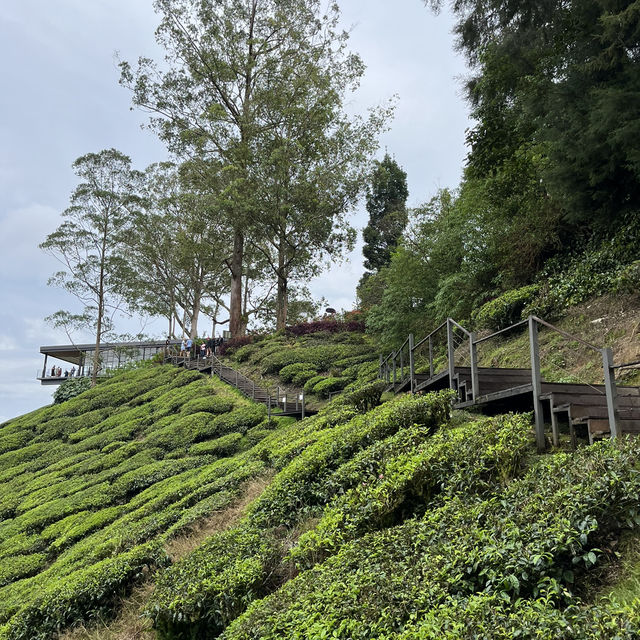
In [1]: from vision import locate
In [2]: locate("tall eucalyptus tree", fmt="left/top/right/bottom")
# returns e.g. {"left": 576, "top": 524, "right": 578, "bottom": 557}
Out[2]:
{"left": 40, "top": 149, "right": 143, "bottom": 386}
{"left": 120, "top": 0, "right": 389, "bottom": 335}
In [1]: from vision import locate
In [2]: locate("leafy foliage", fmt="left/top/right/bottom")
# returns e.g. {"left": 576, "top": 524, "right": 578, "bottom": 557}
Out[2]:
{"left": 473, "top": 284, "right": 539, "bottom": 330}
{"left": 0, "top": 366, "right": 278, "bottom": 638}
{"left": 52, "top": 377, "right": 92, "bottom": 404}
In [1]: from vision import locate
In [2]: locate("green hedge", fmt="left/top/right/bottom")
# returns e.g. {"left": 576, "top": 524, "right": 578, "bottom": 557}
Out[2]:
{"left": 473, "top": 284, "right": 540, "bottom": 330}
{"left": 147, "top": 527, "right": 279, "bottom": 639}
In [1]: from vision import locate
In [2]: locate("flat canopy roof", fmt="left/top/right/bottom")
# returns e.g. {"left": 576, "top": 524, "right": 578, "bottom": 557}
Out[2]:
{"left": 40, "top": 340, "right": 181, "bottom": 365}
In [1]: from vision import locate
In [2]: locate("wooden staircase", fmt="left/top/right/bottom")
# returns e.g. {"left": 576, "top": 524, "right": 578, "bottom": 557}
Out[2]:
{"left": 380, "top": 316, "right": 640, "bottom": 450}
{"left": 166, "top": 354, "right": 314, "bottom": 420}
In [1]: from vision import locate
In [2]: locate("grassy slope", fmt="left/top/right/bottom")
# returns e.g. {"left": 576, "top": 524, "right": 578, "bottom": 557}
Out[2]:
{"left": 469, "top": 294, "right": 639, "bottom": 386}
{"left": 2, "top": 321, "right": 640, "bottom": 638}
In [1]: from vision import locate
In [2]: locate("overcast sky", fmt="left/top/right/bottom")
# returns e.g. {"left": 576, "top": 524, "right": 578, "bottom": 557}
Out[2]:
{"left": 0, "top": 0, "right": 471, "bottom": 421}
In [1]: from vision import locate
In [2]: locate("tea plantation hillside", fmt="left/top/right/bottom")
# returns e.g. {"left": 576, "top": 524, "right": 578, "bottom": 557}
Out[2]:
{"left": 3, "top": 362, "right": 640, "bottom": 638}
{"left": 221, "top": 324, "right": 379, "bottom": 401}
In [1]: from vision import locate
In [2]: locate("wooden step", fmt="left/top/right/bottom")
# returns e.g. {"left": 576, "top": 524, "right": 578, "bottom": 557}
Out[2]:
{"left": 587, "top": 418, "right": 640, "bottom": 438}
{"left": 541, "top": 382, "right": 640, "bottom": 396}
{"left": 542, "top": 392, "right": 640, "bottom": 408}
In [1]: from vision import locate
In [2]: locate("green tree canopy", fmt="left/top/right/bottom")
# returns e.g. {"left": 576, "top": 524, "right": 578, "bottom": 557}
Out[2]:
{"left": 362, "top": 154, "right": 409, "bottom": 273}
{"left": 40, "top": 149, "right": 143, "bottom": 385}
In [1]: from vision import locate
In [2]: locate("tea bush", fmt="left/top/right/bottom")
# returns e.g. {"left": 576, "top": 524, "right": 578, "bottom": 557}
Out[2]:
{"left": 53, "top": 378, "right": 92, "bottom": 404}
{"left": 224, "top": 439, "right": 640, "bottom": 640}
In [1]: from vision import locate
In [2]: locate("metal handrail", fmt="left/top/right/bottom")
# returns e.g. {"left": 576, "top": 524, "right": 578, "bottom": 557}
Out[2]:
{"left": 472, "top": 319, "right": 529, "bottom": 346}
{"left": 378, "top": 312, "right": 624, "bottom": 448}
{"left": 612, "top": 360, "right": 640, "bottom": 370}
{"left": 530, "top": 316, "right": 602, "bottom": 353}
{"left": 413, "top": 321, "right": 447, "bottom": 350}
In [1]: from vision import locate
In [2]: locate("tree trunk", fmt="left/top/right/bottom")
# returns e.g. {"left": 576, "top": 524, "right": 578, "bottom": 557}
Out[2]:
{"left": 190, "top": 272, "right": 203, "bottom": 340}
{"left": 276, "top": 231, "right": 288, "bottom": 331}
{"left": 92, "top": 231, "right": 107, "bottom": 387}
{"left": 92, "top": 296, "right": 102, "bottom": 388}
{"left": 229, "top": 228, "right": 244, "bottom": 337}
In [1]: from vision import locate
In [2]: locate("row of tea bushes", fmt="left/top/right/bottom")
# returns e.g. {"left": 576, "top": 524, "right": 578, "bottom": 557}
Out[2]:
{"left": 0, "top": 366, "right": 284, "bottom": 639}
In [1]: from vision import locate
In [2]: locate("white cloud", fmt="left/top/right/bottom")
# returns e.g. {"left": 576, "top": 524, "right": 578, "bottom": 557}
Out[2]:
{"left": 0, "top": 335, "right": 18, "bottom": 351}
{"left": 23, "top": 317, "right": 78, "bottom": 345}
{"left": 0, "top": 204, "right": 60, "bottom": 279}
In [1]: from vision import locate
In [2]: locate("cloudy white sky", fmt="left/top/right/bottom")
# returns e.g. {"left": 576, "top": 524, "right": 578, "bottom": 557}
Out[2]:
{"left": 0, "top": 0, "right": 471, "bottom": 421}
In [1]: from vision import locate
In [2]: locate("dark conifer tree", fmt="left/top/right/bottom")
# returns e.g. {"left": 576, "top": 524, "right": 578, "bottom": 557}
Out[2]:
{"left": 361, "top": 154, "right": 409, "bottom": 273}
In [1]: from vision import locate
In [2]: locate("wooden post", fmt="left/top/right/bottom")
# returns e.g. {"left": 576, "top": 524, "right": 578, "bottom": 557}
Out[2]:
{"left": 602, "top": 348, "right": 620, "bottom": 439}
{"left": 400, "top": 348, "right": 404, "bottom": 381}
{"left": 277, "top": 386, "right": 281, "bottom": 404}
{"left": 392, "top": 353, "right": 397, "bottom": 385}
{"left": 447, "top": 319, "right": 456, "bottom": 391}
{"left": 428, "top": 336, "right": 434, "bottom": 378}
{"left": 470, "top": 332, "right": 479, "bottom": 402}
{"left": 550, "top": 410, "right": 560, "bottom": 448}
{"left": 528, "top": 316, "right": 546, "bottom": 453}
{"left": 409, "top": 333, "right": 415, "bottom": 394}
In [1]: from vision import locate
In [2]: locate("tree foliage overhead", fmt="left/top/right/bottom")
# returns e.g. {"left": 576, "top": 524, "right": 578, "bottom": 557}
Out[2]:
{"left": 120, "top": 0, "right": 389, "bottom": 335}
{"left": 430, "top": 0, "right": 640, "bottom": 228}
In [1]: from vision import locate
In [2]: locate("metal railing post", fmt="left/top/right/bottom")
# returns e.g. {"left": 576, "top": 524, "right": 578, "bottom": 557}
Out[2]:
{"left": 602, "top": 348, "right": 620, "bottom": 439}
{"left": 392, "top": 353, "right": 397, "bottom": 385}
{"left": 379, "top": 355, "right": 383, "bottom": 379}
{"left": 428, "top": 336, "right": 434, "bottom": 378}
{"left": 528, "top": 316, "right": 546, "bottom": 453}
{"left": 447, "top": 319, "right": 456, "bottom": 391}
{"left": 409, "top": 333, "right": 415, "bottom": 394}
{"left": 470, "top": 332, "right": 479, "bottom": 401}
{"left": 268, "top": 395, "right": 271, "bottom": 420}
{"left": 301, "top": 392, "right": 305, "bottom": 419}
{"left": 400, "top": 348, "right": 404, "bottom": 381}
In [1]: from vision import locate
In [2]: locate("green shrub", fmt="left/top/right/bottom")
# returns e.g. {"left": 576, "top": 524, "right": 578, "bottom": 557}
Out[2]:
{"left": 303, "top": 375, "right": 326, "bottom": 393}
{"left": 224, "top": 439, "right": 640, "bottom": 640}
{"left": 180, "top": 396, "right": 235, "bottom": 416}
{"left": 6, "top": 542, "right": 167, "bottom": 640}
{"left": 53, "top": 378, "right": 92, "bottom": 405}
{"left": 312, "top": 376, "right": 348, "bottom": 398}
{"left": 290, "top": 413, "right": 531, "bottom": 568}
{"left": 188, "top": 433, "right": 244, "bottom": 458}
{"left": 291, "top": 369, "right": 319, "bottom": 386}
{"left": 343, "top": 381, "right": 386, "bottom": 413}
{"left": 147, "top": 526, "right": 279, "bottom": 639}
{"left": 614, "top": 260, "right": 640, "bottom": 294}
{"left": 473, "top": 284, "right": 540, "bottom": 330}
{"left": 278, "top": 362, "right": 315, "bottom": 383}
{"left": 248, "top": 392, "right": 453, "bottom": 529}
